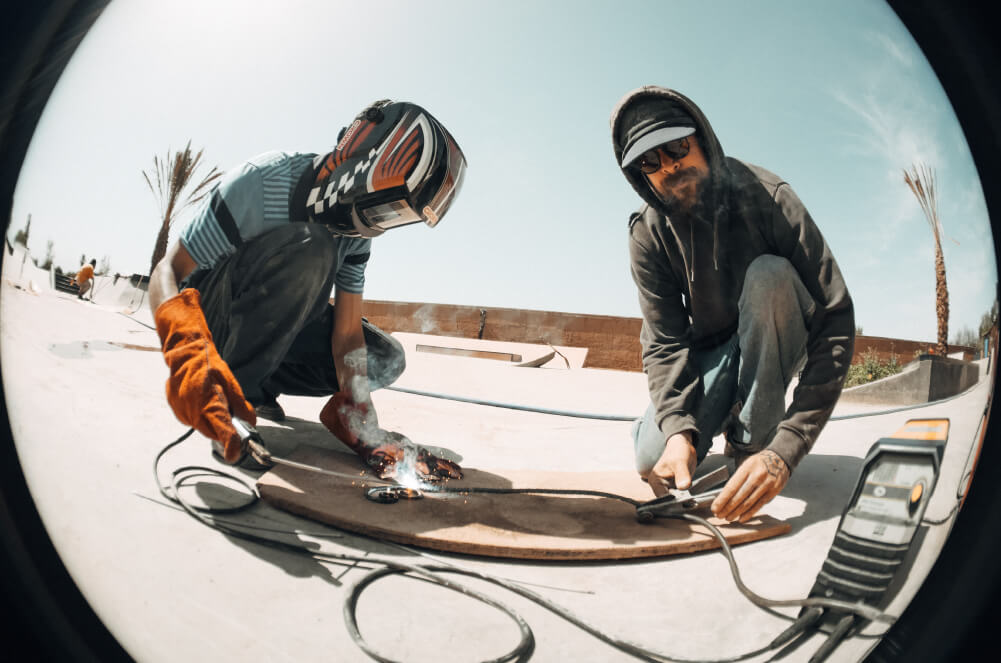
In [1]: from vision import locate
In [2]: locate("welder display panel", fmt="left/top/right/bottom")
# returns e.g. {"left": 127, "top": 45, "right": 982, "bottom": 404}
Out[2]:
{"left": 854, "top": 453, "right": 933, "bottom": 521}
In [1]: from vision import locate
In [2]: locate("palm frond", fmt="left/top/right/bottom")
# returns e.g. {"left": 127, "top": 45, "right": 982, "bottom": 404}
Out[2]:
{"left": 903, "top": 163, "right": 943, "bottom": 240}
{"left": 142, "top": 139, "right": 222, "bottom": 274}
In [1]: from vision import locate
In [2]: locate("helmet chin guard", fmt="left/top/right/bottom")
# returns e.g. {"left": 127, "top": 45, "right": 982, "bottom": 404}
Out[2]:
{"left": 307, "top": 100, "right": 467, "bottom": 237}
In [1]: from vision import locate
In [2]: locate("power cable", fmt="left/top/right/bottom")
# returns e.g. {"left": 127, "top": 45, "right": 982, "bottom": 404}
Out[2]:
{"left": 385, "top": 380, "right": 982, "bottom": 424}
{"left": 116, "top": 304, "right": 984, "bottom": 425}
{"left": 117, "top": 311, "right": 155, "bottom": 331}
{"left": 153, "top": 429, "right": 897, "bottom": 663}
{"left": 384, "top": 385, "right": 638, "bottom": 421}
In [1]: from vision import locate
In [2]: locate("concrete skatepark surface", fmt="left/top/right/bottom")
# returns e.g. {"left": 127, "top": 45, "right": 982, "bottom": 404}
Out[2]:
{"left": 0, "top": 253, "right": 993, "bottom": 662}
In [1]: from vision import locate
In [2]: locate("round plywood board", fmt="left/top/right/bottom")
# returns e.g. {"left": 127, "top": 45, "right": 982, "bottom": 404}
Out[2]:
{"left": 257, "top": 446, "right": 791, "bottom": 560}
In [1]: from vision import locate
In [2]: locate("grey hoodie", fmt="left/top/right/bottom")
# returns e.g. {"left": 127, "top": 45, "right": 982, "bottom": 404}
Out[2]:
{"left": 610, "top": 86, "right": 854, "bottom": 471}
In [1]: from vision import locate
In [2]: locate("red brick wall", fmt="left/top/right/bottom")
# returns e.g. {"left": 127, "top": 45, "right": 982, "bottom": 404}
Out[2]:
{"left": 852, "top": 335, "right": 976, "bottom": 365}
{"left": 359, "top": 300, "right": 976, "bottom": 371}
{"left": 361, "top": 300, "right": 643, "bottom": 370}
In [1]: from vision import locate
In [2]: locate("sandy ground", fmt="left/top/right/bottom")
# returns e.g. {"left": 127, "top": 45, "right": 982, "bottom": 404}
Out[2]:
{"left": 0, "top": 257, "right": 994, "bottom": 662}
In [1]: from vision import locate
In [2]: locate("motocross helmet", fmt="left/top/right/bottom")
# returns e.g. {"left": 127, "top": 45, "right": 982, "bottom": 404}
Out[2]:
{"left": 307, "top": 99, "right": 467, "bottom": 237}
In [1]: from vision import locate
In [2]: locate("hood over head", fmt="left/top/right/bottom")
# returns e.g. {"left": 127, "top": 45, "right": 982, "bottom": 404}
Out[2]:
{"left": 610, "top": 86, "right": 727, "bottom": 214}
{"left": 610, "top": 86, "right": 730, "bottom": 277}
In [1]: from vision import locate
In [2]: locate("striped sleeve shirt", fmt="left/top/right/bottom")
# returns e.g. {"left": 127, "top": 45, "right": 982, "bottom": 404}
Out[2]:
{"left": 178, "top": 150, "right": 371, "bottom": 294}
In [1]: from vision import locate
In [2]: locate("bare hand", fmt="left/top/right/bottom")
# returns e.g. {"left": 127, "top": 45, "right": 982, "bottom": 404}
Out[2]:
{"left": 641, "top": 432, "right": 697, "bottom": 497}
{"left": 711, "top": 449, "right": 789, "bottom": 522}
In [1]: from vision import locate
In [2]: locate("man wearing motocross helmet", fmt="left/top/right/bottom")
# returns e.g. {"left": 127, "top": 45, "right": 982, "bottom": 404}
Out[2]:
{"left": 610, "top": 86, "right": 854, "bottom": 523}
{"left": 148, "top": 99, "right": 467, "bottom": 482}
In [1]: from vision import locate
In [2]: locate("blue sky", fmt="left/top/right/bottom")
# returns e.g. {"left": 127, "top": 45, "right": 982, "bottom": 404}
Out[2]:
{"left": 8, "top": 0, "right": 996, "bottom": 342}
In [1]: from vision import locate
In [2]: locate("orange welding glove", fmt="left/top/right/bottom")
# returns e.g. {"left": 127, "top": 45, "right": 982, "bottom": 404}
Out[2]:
{"left": 320, "top": 391, "right": 462, "bottom": 481}
{"left": 154, "top": 289, "right": 256, "bottom": 463}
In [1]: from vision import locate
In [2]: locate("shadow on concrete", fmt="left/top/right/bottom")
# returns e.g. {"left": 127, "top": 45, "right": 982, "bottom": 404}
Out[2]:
{"left": 182, "top": 415, "right": 477, "bottom": 585}
{"left": 257, "top": 415, "right": 465, "bottom": 465}
{"left": 188, "top": 474, "right": 429, "bottom": 589}
{"left": 691, "top": 450, "right": 862, "bottom": 534}
{"left": 143, "top": 418, "right": 445, "bottom": 587}
{"left": 773, "top": 453, "right": 864, "bottom": 533}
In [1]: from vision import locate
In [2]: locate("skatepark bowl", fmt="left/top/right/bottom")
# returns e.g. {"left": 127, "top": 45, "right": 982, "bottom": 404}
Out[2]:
{"left": 1, "top": 246, "right": 994, "bottom": 662}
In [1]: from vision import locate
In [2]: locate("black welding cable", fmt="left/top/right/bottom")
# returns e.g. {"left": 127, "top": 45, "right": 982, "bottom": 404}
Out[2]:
{"left": 420, "top": 484, "right": 644, "bottom": 505}
{"left": 675, "top": 514, "right": 893, "bottom": 625}
{"left": 153, "top": 427, "right": 257, "bottom": 514}
{"left": 344, "top": 561, "right": 778, "bottom": 663}
{"left": 154, "top": 429, "right": 893, "bottom": 663}
{"left": 125, "top": 307, "right": 980, "bottom": 428}
{"left": 154, "top": 430, "right": 774, "bottom": 662}
{"left": 385, "top": 383, "right": 979, "bottom": 423}
{"left": 418, "top": 487, "right": 897, "bottom": 625}
{"left": 384, "top": 385, "right": 638, "bottom": 420}
{"left": 115, "top": 304, "right": 983, "bottom": 426}
{"left": 154, "top": 428, "right": 536, "bottom": 663}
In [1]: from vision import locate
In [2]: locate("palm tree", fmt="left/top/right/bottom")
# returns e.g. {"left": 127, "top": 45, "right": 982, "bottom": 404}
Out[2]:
{"left": 904, "top": 163, "right": 949, "bottom": 356}
{"left": 142, "top": 141, "right": 221, "bottom": 276}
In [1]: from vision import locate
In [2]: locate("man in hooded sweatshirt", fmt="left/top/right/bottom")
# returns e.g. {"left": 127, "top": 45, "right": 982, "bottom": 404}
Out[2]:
{"left": 610, "top": 86, "right": 854, "bottom": 523}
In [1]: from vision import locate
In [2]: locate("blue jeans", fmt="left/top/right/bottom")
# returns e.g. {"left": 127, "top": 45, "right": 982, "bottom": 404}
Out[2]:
{"left": 632, "top": 255, "right": 814, "bottom": 474}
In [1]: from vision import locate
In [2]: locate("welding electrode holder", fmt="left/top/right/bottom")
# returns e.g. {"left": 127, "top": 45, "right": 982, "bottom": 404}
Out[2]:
{"left": 231, "top": 416, "right": 273, "bottom": 468}
{"left": 635, "top": 487, "right": 726, "bottom": 522}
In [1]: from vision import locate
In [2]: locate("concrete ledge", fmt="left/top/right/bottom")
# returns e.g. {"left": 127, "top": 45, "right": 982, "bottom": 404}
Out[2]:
{"left": 840, "top": 354, "right": 981, "bottom": 406}
{"left": 361, "top": 300, "right": 640, "bottom": 370}
{"left": 392, "top": 331, "right": 587, "bottom": 368}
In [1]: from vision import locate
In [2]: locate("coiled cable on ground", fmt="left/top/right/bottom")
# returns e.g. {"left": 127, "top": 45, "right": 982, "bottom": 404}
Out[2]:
{"left": 154, "top": 429, "right": 896, "bottom": 663}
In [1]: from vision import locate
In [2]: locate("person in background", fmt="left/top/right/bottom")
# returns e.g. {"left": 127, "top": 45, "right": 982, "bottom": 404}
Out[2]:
{"left": 71, "top": 258, "right": 96, "bottom": 300}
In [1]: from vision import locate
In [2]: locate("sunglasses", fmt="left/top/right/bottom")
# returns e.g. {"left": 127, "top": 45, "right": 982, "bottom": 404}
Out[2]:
{"left": 637, "top": 137, "right": 691, "bottom": 174}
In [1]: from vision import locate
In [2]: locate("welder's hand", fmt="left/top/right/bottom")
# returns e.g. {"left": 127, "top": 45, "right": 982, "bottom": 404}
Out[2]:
{"left": 359, "top": 431, "right": 463, "bottom": 482}
{"left": 642, "top": 431, "right": 697, "bottom": 497}
{"left": 319, "top": 391, "right": 377, "bottom": 450}
{"left": 320, "top": 393, "right": 463, "bottom": 481}
{"left": 154, "top": 288, "right": 256, "bottom": 463}
{"left": 711, "top": 449, "right": 789, "bottom": 523}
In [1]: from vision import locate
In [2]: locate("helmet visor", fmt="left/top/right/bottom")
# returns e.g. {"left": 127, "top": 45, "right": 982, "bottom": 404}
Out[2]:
{"left": 358, "top": 197, "right": 425, "bottom": 231}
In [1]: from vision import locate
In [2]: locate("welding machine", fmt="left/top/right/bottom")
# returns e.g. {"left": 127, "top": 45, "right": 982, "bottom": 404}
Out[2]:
{"left": 803, "top": 418, "right": 948, "bottom": 662}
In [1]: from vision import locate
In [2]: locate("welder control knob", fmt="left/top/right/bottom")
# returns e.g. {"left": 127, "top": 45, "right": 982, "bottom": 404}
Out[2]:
{"left": 908, "top": 479, "right": 926, "bottom": 515}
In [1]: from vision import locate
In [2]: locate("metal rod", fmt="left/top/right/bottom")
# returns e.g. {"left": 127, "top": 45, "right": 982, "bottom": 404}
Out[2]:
{"left": 266, "top": 454, "right": 398, "bottom": 486}
{"left": 246, "top": 438, "right": 398, "bottom": 487}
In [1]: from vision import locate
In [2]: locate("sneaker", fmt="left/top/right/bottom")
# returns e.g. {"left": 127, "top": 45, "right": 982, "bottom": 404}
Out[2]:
{"left": 253, "top": 396, "right": 285, "bottom": 422}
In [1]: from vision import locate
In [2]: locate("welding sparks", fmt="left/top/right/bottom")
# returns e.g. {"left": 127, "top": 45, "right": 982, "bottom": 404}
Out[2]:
{"left": 393, "top": 438, "right": 420, "bottom": 488}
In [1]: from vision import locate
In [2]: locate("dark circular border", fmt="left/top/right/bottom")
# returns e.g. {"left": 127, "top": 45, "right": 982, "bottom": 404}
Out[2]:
{"left": 0, "top": 2, "right": 999, "bottom": 661}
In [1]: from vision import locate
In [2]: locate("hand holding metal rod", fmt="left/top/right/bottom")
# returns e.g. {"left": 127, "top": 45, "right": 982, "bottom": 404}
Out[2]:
{"left": 230, "top": 416, "right": 399, "bottom": 486}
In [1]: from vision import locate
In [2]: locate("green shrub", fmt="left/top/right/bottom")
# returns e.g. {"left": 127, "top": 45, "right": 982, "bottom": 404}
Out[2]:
{"left": 845, "top": 348, "right": 903, "bottom": 388}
